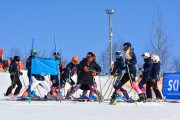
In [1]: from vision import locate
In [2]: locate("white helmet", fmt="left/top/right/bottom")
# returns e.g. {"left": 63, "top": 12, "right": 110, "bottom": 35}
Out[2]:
{"left": 151, "top": 55, "right": 160, "bottom": 63}
{"left": 141, "top": 52, "right": 150, "bottom": 57}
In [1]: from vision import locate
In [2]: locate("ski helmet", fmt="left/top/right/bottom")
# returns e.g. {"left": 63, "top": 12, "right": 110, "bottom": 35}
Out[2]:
{"left": 31, "top": 49, "right": 37, "bottom": 54}
{"left": 151, "top": 55, "right": 160, "bottom": 63}
{"left": 123, "top": 42, "right": 131, "bottom": 51}
{"left": 14, "top": 56, "right": 20, "bottom": 62}
{"left": 141, "top": 52, "right": 150, "bottom": 58}
{"left": 150, "top": 53, "right": 155, "bottom": 57}
{"left": 53, "top": 52, "right": 60, "bottom": 58}
{"left": 115, "top": 51, "right": 123, "bottom": 58}
{"left": 86, "top": 52, "right": 94, "bottom": 58}
{"left": 72, "top": 56, "right": 79, "bottom": 64}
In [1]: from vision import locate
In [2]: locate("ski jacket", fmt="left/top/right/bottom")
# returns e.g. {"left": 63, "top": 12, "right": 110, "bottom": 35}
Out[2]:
{"left": 125, "top": 52, "right": 137, "bottom": 72}
{"left": 111, "top": 57, "right": 124, "bottom": 75}
{"left": 150, "top": 62, "right": 160, "bottom": 80}
{"left": 64, "top": 62, "right": 78, "bottom": 79}
{"left": 77, "top": 58, "right": 101, "bottom": 85}
{"left": 9, "top": 62, "right": 21, "bottom": 77}
{"left": 142, "top": 57, "right": 152, "bottom": 77}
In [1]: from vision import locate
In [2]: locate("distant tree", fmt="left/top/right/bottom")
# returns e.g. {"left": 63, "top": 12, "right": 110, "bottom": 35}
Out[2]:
{"left": 97, "top": 39, "right": 125, "bottom": 74}
{"left": 172, "top": 56, "right": 180, "bottom": 72}
{"left": 147, "top": 9, "right": 173, "bottom": 74}
{"left": 8, "top": 47, "right": 23, "bottom": 59}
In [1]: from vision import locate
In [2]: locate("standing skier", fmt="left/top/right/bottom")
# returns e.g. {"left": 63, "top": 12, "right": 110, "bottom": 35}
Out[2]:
{"left": 138, "top": 52, "right": 152, "bottom": 99}
{"left": 50, "top": 52, "right": 62, "bottom": 88}
{"left": 146, "top": 55, "right": 162, "bottom": 100}
{"left": 67, "top": 52, "right": 103, "bottom": 101}
{"left": 110, "top": 42, "right": 145, "bottom": 105}
{"left": 111, "top": 51, "right": 129, "bottom": 100}
{"left": 26, "top": 49, "right": 37, "bottom": 84}
{"left": 5, "top": 56, "right": 23, "bottom": 97}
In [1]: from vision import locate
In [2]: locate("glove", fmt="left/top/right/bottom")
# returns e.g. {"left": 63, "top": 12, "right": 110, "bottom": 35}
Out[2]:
{"left": 84, "top": 66, "right": 89, "bottom": 72}
{"left": 120, "top": 67, "right": 126, "bottom": 70}
{"left": 139, "top": 67, "right": 144, "bottom": 72}
{"left": 65, "top": 78, "right": 71, "bottom": 83}
{"left": 92, "top": 71, "right": 96, "bottom": 76}
{"left": 11, "top": 72, "right": 16, "bottom": 76}
{"left": 114, "top": 73, "right": 119, "bottom": 76}
{"left": 19, "top": 72, "right": 23, "bottom": 75}
{"left": 125, "top": 60, "right": 131, "bottom": 64}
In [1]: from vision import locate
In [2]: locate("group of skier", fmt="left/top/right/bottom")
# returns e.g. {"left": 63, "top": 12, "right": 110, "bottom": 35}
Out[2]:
{"left": 110, "top": 42, "right": 162, "bottom": 104}
{"left": 4, "top": 42, "right": 163, "bottom": 104}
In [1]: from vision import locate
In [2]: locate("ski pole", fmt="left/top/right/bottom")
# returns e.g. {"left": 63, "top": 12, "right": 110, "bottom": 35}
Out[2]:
{"left": 126, "top": 64, "right": 137, "bottom": 104}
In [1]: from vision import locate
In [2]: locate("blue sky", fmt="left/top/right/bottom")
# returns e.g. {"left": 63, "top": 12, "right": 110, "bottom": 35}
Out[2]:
{"left": 0, "top": 0, "right": 179, "bottom": 62}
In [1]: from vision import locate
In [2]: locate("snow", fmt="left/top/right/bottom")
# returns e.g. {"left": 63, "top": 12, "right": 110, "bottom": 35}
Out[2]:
{"left": 0, "top": 71, "right": 180, "bottom": 120}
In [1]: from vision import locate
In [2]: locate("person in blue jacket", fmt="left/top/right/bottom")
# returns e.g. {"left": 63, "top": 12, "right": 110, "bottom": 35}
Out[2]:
{"left": 146, "top": 55, "right": 162, "bottom": 100}
{"left": 138, "top": 52, "right": 152, "bottom": 99}
{"left": 111, "top": 51, "right": 129, "bottom": 100}
{"left": 110, "top": 42, "right": 144, "bottom": 104}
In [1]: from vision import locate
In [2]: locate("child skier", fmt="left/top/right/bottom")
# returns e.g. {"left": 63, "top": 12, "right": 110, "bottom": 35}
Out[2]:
{"left": 146, "top": 55, "right": 162, "bottom": 100}
{"left": 46, "top": 56, "right": 78, "bottom": 100}
{"left": 111, "top": 51, "right": 130, "bottom": 100}
{"left": 5, "top": 56, "right": 23, "bottom": 97}
{"left": 138, "top": 52, "right": 152, "bottom": 99}
{"left": 67, "top": 52, "right": 103, "bottom": 101}
{"left": 110, "top": 42, "right": 145, "bottom": 105}
{"left": 78, "top": 52, "right": 99, "bottom": 101}
{"left": 50, "top": 52, "right": 62, "bottom": 88}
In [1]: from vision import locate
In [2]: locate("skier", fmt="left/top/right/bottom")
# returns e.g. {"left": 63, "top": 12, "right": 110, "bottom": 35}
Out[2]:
{"left": 146, "top": 55, "right": 163, "bottom": 100}
{"left": 67, "top": 52, "right": 103, "bottom": 101}
{"left": 138, "top": 52, "right": 152, "bottom": 99}
{"left": 78, "top": 52, "right": 99, "bottom": 100}
{"left": 5, "top": 56, "right": 23, "bottom": 97}
{"left": 110, "top": 42, "right": 145, "bottom": 105}
{"left": 2, "top": 58, "right": 8, "bottom": 72}
{"left": 111, "top": 51, "right": 130, "bottom": 100}
{"left": 50, "top": 52, "right": 62, "bottom": 88}
{"left": 47, "top": 56, "right": 79, "bottom": 100}
{"left": 26, "top": 49, "right": 37, "bottom": 83}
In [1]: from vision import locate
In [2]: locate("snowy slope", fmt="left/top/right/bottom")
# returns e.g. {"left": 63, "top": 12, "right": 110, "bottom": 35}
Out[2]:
{"left": 0, "top": 71, "right": 180, "bottom": 120}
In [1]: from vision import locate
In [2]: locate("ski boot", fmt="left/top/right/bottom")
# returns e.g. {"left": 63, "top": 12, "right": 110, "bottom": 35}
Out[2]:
{"left": 110, "top": 92, "right": 118, "bottom": 105}
{"left": 138, "top": 93, "right": 146, "bottom": 102}
{"left": 65, "top": 89, "right": 73, "bottom": 100}
{"left": 79, "top": 93, "right": 89, "bottom": 99}
{"left": 89, "top": 93, "right": 97, "bottom": 101}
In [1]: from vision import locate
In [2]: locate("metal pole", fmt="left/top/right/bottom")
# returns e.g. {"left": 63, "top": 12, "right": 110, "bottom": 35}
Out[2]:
{"left": 109, "top": 13, "right": 113, "bottom": 72}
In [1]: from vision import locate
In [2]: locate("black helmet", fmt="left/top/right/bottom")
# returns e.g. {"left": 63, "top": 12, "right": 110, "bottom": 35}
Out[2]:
{"left": 123, "top": 42, "right": 131, "bottom": 51}
{"left": 14, "top": 56, "right": 20, "bottom": 61}
{"left": 53, "top": 52, "right": 60, "bottom": 56}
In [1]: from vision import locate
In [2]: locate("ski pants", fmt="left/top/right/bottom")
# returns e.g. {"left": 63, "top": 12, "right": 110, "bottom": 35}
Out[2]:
{"left": 114, "top": 71, "right": 142, "bottom": 94}
{"left": 146, "top": 79, "right": 162, "bottom": 99}
{"left": 113, "top": 74, "right": 128, "bottom": 95}
{"left": 71, "top": 84, "right": 101, "bottom": 97}
{"left": 6, "top": 75, "right": 22, "bottom": 96}
{"left": 138, "top": 75, "right": 150, "bottom": 93}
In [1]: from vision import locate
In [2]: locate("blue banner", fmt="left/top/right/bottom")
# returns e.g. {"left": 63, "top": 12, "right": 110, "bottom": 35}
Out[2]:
{"left": 31, "top": 57, "right": 59, "bottom": 75}
{"left": 162, "top": 73, "right": 180, "bottom": 100}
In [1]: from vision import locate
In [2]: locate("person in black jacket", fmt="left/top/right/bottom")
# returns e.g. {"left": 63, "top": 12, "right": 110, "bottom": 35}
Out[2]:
{"left": 110, "top": 42, "right": 144, "bottom": 104}
{"left": 61, "top": 56, "right": 78, "bottom": 88}
{"left": 146, "top": 55, "right": 162, "bottom": 100}
{"left": 5, "top": 56, "right": 23, "bottom": 97}
{"left": 50, "top": 52, "right": 62, "bottom": 87}
{"left": 67, "top": 52, "right": 103, "bottom": 101}
{"left": 111, "top": 51, "right": 129, "bottom": 100}
{"left": 26, "top": 49, "right": 37, "bottom": 83}
{"left": 138, "top": 52, "right": 152, "bottom": 97}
